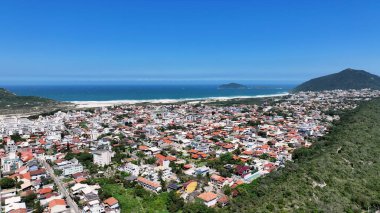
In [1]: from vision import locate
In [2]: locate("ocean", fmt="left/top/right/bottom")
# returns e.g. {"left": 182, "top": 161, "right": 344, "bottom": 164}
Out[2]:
{"left": 4, "top": 84, "right": 295, "bottom": 102}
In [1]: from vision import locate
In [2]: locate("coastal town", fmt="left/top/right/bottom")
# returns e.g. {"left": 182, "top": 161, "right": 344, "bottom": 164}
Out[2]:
{"left": 1, "top": 89, "right": 380, "bottom": 213}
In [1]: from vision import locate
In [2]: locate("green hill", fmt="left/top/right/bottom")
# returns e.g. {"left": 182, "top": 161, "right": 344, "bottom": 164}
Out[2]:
{"left": 293, "top": 68, "right": 380, "bottom": 92}
{"left": 0, "top": 88, "right": 17, "bottom": 97}
{"left": 218, "top": 83, "right": 248, "bottom": 89}
{"left": 224, "top": 99, "right": 380, "bottom": 212}
{"left": 0, "top": 87, "right": 71, "bottom": 115}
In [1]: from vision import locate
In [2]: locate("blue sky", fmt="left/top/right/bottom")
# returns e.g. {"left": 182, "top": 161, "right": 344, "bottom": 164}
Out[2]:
{"left": 1, "top": 0, "right": 380, "bottom": 85}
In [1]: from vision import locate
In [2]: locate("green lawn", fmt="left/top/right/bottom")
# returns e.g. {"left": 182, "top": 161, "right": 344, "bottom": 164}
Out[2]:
{"left": 101, "top": 184, "right": 169, "bottom": 213}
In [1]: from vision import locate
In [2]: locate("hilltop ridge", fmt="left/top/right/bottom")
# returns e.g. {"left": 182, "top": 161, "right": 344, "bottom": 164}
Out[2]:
{"left": 0, "top": 88, "right": 16, "bottom": 97}
{"left": 293, "top": 68, "right": 380, "bottom": 92}
{"left": 0, "top": 87, "right": 71, "bottom": 115}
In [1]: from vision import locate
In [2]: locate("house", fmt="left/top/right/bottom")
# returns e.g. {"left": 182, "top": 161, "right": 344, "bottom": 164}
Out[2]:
{"left": 167, "top": 182, "right": 181, "bottom": 191}
{"left": 103, "top": 197, "right": 120, "bottom": 212}
{"left": 83, "top": 199, "right": 104, "bottom": 213}
{"left": 137, "top": 177, "right": 161, "bottom": 193}
{"left": 93, "top": 150, "right": 112, "bottom": 166}
{"left": 38, "top": 187, "right": 53, "bottom": 196}
{"left": 1, "top": 188, "right": 17, "bottom": 200}
{"left": 8, "top": 208, "right": 27, "bottom": 213}
{"left": 121, "top": 163, "right": 140, "bottom": 176}
{"left": 3, "top": 196, "right": 26, "bottom": 213}
{"left": 62, "top": 163, "right": 83, "bottom": 176}
{"left": 210, "top": 174, "right": 232, "bottom": 189}
{"left": 48, "top": 199, "right": 67, "bottom": 213}
{"left": 194, "top": 166, "right": 209, "bottom": 176}
{"left": 60, "top": 159, "right": 84, "bottom": 176}
{"left": 5, "top": 196, "right": 21, "bottom": 206}
{"left": 30, "top": 168, "right": 47, "bottom": 180}
{"left": 4, "top": 202, "right": 27, "bottom": 213}
{"left": 217, "top": 195, "right": 229, "bottom": 207}
{"left": 197, "top": 192, "right": 218, "bottom": 207}
{"left": 235, "top": 165, "right": 250, "bottom": 177}
{"left": 264, "top": 163, "right": 277, "bottom": 172}
{"left": 182, "top": 180, "right": 197, "bottom": 193}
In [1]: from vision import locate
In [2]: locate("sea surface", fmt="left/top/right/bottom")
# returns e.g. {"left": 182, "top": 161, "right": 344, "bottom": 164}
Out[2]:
{"left": 5, "top": 84, "right": 295, "bottom": 101}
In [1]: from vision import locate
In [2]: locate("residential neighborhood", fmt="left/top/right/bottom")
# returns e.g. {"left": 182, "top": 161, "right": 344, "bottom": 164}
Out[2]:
{"left": 0, "top": 89, "right": 379, "bottom": 212}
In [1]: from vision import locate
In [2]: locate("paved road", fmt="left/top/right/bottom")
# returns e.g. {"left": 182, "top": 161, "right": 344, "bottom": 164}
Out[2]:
{"left": 38, "top": 158, "right": 80, "bottom": 213}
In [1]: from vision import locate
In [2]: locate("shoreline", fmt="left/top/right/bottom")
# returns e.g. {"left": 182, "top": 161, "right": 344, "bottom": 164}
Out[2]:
{"left": 70, "top": 93, "right": 290, "bottom": 108}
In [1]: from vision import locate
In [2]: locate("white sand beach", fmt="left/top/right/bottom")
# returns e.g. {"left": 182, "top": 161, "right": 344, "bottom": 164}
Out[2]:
{"left": 70, "top": 93, "right": 289, "bottom": 108}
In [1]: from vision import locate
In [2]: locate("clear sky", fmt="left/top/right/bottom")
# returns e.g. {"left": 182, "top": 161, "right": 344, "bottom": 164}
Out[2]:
{"left": 1, "top": 0, "right": 380, "bottom": 85}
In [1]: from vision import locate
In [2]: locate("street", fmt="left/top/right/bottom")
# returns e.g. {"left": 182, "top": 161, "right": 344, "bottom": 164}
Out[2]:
{"left": 38, "top": 158, "right": 80, "bottom": 213}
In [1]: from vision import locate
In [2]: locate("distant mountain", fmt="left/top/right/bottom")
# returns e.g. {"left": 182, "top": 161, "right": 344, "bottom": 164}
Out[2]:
{"left": 293, "top": 68, "right": 380, "bottom": 92}
{"left": 0, "top": 87, "right": 71, "bottom": 115}
{"left": 218, "top": 83, "right": 248, "bottom": 89}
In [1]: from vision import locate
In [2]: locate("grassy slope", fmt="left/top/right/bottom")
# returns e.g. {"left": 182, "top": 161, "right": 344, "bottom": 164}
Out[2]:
{"left": 102, "top": 184, "right": 169, "bottom": 213}
{"left": 0, "top": 88, "right": 71, "bottom": 115}
{"left": 224, "top": 99, "right": 380, "bottom": 212}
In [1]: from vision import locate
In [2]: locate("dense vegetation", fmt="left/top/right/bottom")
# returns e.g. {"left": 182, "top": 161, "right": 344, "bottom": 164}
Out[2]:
{"left": 223, "top": 98, "right": 380, "bottom": 212}
{"left": 0, "top": 88, "right": 71, "bottom": 115}
{"left": 0, "top": 177, "right": 16, "bottom": 189}
{"left": 293, "top": 68, "right": 380, "bottom": 92}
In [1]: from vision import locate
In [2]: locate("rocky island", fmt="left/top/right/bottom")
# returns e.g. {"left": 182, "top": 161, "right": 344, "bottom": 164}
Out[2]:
{"left": 218, "top": 83, "right": 248, "bottom": 89}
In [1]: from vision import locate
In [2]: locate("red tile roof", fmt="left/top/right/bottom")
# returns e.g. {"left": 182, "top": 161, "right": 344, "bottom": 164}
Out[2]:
{"left": 197, "top": 192, "right": 218, "bottom": 202}
{"left": 49, "top": 199, "right": 66, "bottom": 208}
{"left": 137, "top": 177, "right": 160, "bottom": 188}
{"left": 138, "top": 145, "right": 149, "bottom": 151}
{"left": 9, "top": 209, "right": 27, "bottom": 213}
{"left": 75, "top": 177, "right": 87, "bottom": 183}
{"left": 104, "top": 197, "right": 118, "bottom": 206}
{"left": 38, "top": 188, "right": 52, "bottom": 195}
{"left": 30, "top": 168, "right": 46, "bottom": 176}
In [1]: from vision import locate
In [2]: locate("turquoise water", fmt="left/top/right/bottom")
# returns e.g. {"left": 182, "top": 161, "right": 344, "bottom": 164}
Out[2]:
{"left": 4, "top": 84, "right": 295, "bottom": 101}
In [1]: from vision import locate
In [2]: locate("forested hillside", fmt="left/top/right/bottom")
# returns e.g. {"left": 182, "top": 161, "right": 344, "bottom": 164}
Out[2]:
{"left": 224, "top": 99, "right": 380, "bottom": 212}
{"left": 293, "top": 68, "right": 380, "bottom": 92}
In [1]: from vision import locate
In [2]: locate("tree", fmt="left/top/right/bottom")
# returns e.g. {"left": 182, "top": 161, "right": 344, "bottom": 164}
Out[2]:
{"left": 98, "top": 188, "right": 112, "bottom": 200}
{"left": 259, "top": 153, "right": 269, "bottom": 160}
{"left": 34, "top": 201, "right": 44, "bottom": 213}
{"left": 22, "top": 193, "right": 37, "bottom": 207}
{"left": 166, "top": 191, "right": 185, "bottom": 213}
{"left": 0, "top": 177, "right": 16, "bottom": 189}
{"left": 146, "top": 157, "right": 157, "bottom": 165}
{"left": 15, "top": 178, "right": 24, "bottom": 192}
{"left": 133, "top": 185, "right": 149, "bottom": 198}
{"left": 10, "top": 133, "right": 25, "bottom": 142}
{"left": 183, "top": 199, "right": 216, "bottom": 213}
{"left": 223, "top": 186, "right": 232, "bottom": 196}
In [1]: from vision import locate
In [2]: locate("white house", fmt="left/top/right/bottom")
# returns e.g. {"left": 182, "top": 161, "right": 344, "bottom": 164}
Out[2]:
{"left": 121, "top": 163, "right": 140, "bottom": 176}
{"left": 93, "top": 150, "right": 112, "bottom": 166}
{"left": 197, "top": 192, "right": 218, "bottom": 207}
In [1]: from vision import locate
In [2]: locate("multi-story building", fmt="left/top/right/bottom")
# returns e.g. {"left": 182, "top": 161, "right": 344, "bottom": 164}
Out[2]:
{"left": 93, "top": 150, "right": 112, "bottom": 166}
{"left": 137, "top": 177, "right": 161, "bottom": 193}
{"left": 1, "top": 152, "right": 22, "bottom": 174}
